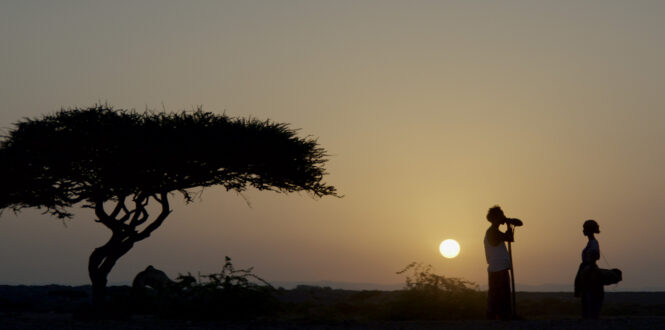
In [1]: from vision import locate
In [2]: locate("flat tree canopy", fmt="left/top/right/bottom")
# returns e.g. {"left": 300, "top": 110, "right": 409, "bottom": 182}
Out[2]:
{"left": 1, "top": 105, "right": 337, "bottom": 216}
{"left": 0, "top": 105, "right": 338, "bottom": 307}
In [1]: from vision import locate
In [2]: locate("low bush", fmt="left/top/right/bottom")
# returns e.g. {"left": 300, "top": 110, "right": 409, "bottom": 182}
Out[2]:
{"left": 129, "top": 256, "right": 278, "bottom": 320}
{"left": 389, "top": 262, "right": 485, "bottom": 320}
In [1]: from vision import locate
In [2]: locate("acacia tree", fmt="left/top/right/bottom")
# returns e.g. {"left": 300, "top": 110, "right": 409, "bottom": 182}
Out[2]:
{"left": 0, "top": 105, "right": 337, "bottom": 307}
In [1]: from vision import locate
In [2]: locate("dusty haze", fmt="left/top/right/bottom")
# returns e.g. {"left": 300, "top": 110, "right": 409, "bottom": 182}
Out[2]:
{"left": 1, "top": 1, "right": 665, "bottom": 291}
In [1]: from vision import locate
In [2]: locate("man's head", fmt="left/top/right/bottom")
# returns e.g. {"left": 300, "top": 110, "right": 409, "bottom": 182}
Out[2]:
{"left": 487, "top": 205, "right": 506, "bottom": 224}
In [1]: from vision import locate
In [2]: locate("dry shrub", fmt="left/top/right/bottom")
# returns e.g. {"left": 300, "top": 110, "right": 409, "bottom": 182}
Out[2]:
{"left": 128, "top": 257, "right": 278, "bottom": 320}
{"left": 390, "top": 262, "right": 485, "bottom": 320}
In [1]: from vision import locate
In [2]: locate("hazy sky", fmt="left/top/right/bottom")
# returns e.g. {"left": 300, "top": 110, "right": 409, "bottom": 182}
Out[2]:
{"left": 2, "top": 1, "right": 665, "bottom": 291}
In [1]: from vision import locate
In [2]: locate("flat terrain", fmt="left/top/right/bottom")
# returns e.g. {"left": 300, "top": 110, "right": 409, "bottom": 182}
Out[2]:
{"left": 2, "top": 286, "right": 665, "bottom": 329}
{"left": 3, "top": 314, "right": 665, "bottom": 330}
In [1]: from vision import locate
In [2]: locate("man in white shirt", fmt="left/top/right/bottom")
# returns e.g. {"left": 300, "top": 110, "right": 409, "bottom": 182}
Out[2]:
{"left": 484, "top": 205, "right": 514, "bottom": 320}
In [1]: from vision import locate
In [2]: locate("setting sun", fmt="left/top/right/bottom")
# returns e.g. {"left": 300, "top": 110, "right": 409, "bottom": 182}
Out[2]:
{"left": 439, "top": 239, "right": 461, "bottom": 259}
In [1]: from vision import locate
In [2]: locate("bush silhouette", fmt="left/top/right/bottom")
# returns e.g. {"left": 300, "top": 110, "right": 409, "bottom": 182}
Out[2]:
{"left": 390, "top": 262, "right": 485, "bottom": 320}
{"left": 127, "top": 256, "right": 277, "bottom": 320}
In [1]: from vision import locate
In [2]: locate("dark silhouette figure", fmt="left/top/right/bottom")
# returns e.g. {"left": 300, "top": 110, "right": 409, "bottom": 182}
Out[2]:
{"left": 0, "top": 105, "right": 339, "bottom": 310}
{"left": 132, "top": 265, "right": 175, "bottom": 292}
{"left": 483, "top": 205, "right": 518, "bottom": 320}
{"left": 574, "top": 219, "right": 604, "bottom": 319}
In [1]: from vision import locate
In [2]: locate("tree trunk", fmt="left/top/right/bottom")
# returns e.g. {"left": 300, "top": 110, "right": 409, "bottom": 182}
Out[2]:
{"left": 88, "top": 234, "right": 135, "bottom": 311}
{"left": 87, "top": 193, "right": 170, "bottom": 312}
{"left": 90, "top": 270, "right": 108, "bottom": 309}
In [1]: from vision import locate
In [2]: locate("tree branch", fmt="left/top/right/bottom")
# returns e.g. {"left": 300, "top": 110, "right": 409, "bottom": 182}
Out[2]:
{"left": 109, "top": 195, "right": 127, "bottom": 219}
{"left": 94, "top": 199, "right": 133, "bottom": 233}
{"left": 134, "top": 192, "right": 170, "bottom": 241}
{"left": 128, "top": 193, "right": 150, "bottom": 227}
{"left": 129, "top": 200, "right": 144, "bottom": 225}
{"left": 134, "top": 208, "right": 149, "bottom": 226}
{"left": 118, "top": 207, "right": 134, "bottom": 223}
{"left": 129, "top": 207, "right": 149, "bottom": 227}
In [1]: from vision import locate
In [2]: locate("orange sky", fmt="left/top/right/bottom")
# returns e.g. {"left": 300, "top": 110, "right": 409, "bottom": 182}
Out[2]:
{"left": 1, "top": 1, "right": 665, "bottom": 291}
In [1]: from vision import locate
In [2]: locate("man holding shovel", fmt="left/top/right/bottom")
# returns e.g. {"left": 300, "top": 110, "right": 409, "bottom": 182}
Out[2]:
{"left": 484, "top": 205, "right": 523, "bottom": 320}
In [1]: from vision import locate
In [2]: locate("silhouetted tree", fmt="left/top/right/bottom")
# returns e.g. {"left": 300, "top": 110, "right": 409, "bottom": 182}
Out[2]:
{"left": 0, "top": 105, "right": 337, "bottom": 309}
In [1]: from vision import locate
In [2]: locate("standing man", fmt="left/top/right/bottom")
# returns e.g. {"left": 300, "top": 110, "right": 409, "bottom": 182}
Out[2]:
{"left": 484, "top": 205, "right": 514, "bottom": 320}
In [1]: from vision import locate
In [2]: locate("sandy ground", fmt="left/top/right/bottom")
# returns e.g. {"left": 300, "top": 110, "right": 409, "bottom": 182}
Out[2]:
{"left": 3, "top": 313, "right": 665, "bottom": 330}
{"left": 2, "top": 286, "right": 665, "bottom": 329}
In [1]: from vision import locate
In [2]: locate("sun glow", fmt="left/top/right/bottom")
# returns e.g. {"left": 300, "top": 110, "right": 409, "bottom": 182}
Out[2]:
{"left": 439, "top": 239, "right": 460, "bottom": 258}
